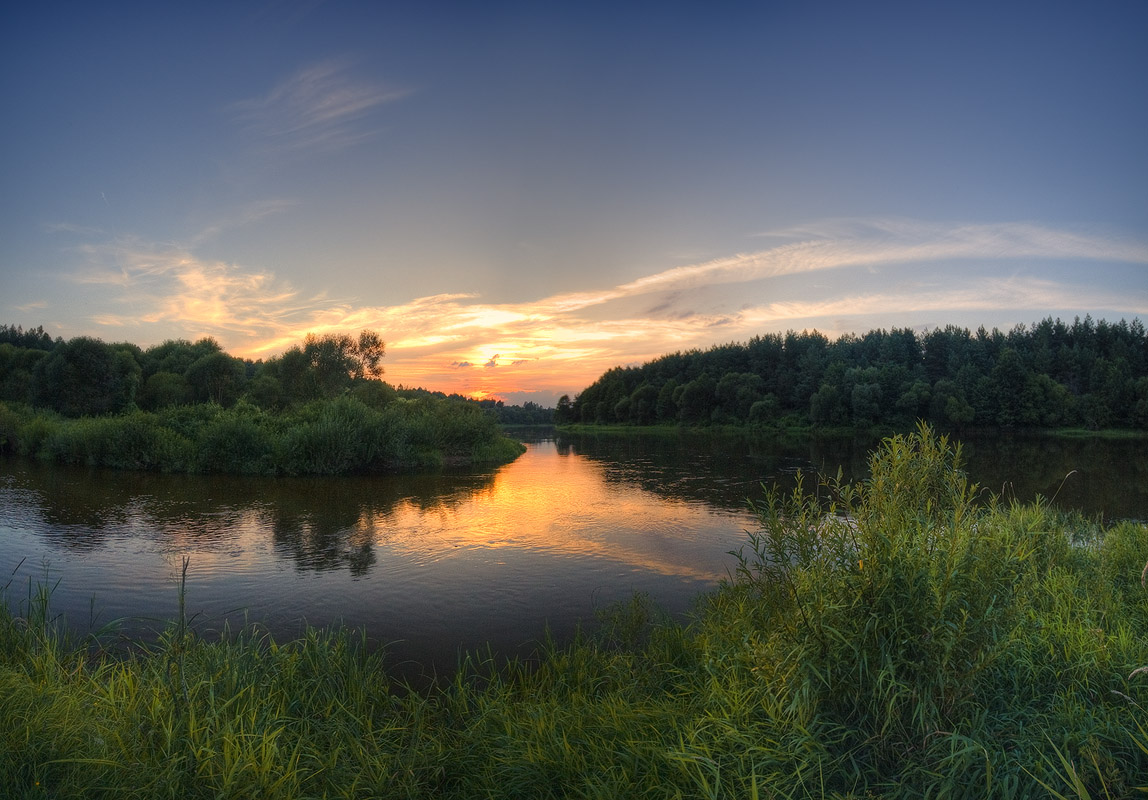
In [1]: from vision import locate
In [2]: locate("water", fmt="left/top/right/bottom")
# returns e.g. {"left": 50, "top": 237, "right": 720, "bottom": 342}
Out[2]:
{"left": 1, "top": 428, "right": 1144, "bottom": 682}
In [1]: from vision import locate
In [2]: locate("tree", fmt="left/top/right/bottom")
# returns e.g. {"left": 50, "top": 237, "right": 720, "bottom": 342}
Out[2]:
{"left": 629, "top": 384, "right": 659, "bottom": 425}
{"left": 139, "top": 371, "right": 192, "bottom": 410}
{"left": 851, "top": 381, "right": 883, "bottom": 426}
{"left": 990, "top": 348, "right": 1029, "bottom": 427}
{"left": 656, "top": 379, "right": 679, "bottom": 422}
{"left": 748, "top": 394, "right": 780, "bottom": 425}
{"left": 715, "top": 372, "right": 765, "bottom": 422}
{"left": 31, "top": 336, "right": 140, "bottom": 416}
{"left": 141, "top": 338, "right": 221, "bottom": 379}
{"left": 677, "top": 375, "right": 715, "bottom": 424}
{"left": 302, "top": 330, "right": 386, "bottom": 398}
{"left": 554, "top": 394, "right": 574, "bottom": 424}
{"left": 186, "top": 352, "right": 246, "bottom": 406}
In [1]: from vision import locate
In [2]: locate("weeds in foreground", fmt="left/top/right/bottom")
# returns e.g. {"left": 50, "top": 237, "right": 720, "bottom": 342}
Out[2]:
{"left": 2, "top": 423, "right": 1147, "bottom": 797}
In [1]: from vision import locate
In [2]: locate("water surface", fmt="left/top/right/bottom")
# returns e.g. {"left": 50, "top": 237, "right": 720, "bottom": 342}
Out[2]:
{"left": 2, "top": 428, "right": 1143, "bottom": 682}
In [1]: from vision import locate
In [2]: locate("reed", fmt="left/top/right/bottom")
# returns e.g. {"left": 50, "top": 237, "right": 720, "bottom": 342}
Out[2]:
{"left": 2, "top": 424, "right": 1146, "bottom": 797}
{"left": 0, "top": 396, "right": 524, "bottom": 476}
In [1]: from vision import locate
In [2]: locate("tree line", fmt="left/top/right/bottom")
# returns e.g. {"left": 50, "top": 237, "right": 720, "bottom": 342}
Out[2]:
{"left": 0, "top": 324, "right": 549, "bottom": 424}
{"left": 556, "top": 317, "right": 1148, "bottom": 431}
{"left": 0, "top": 325, "right": 532, "bottom": 474}
{"left": 0, "top": 326, "right": 390, "bottom": 416}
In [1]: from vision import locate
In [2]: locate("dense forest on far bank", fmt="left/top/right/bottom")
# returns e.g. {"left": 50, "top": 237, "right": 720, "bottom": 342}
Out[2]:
{"left": 558, "top": 316, "right": 1148, "bottom": 432}
{"left": 0, "top": 325, "right": 528, "bottom": 474}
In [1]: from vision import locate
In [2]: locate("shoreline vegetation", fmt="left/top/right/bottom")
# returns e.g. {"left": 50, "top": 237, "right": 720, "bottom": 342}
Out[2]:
{"left": 554, "top": 316, "right": 1148, "bottom": 435}
{"left": 556, "top": 420, "right": 1148, "bottom": 441}
{"left": 4, "top": 426, "right": 1148, "bottom": 797}
{"left": 0, "top": 397, "right": 525, "bottom": 475}
{"left": 0, "top": 326, "right": 529, "bottom": 474}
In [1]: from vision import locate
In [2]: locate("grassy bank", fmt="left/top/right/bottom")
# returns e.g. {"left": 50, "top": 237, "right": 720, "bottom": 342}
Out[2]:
{"left": 3, "top": 425, "right": 1147, "bottom": 797}
{"left": 0, "top": 395, "right": 525, "bottom": 475}
{"left": 558, "top": 420, "right": 1148, "bottom": 442}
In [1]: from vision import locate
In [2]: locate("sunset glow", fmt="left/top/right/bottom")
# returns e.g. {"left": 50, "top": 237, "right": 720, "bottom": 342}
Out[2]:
{"left": 3, "top": 4, "right": 1145, "bottom": 405}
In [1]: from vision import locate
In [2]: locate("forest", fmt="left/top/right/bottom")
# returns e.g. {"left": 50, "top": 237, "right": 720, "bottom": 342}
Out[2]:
{"left": 558, "top": 316, "right": 1148, "bottom": 432}
{"left": 0, "top": 325, "right": 527, "bottom": 474}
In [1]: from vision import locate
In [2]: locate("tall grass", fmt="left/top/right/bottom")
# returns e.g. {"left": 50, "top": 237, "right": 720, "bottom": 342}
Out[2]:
{"left": 2, "top": 424, "right": 1146, "bottom": 797}
{"left": 0, "top": 396, "right": 525, "bottom": 476}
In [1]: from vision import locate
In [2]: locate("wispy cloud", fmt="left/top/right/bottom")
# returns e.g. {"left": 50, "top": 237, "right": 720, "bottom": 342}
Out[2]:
{"left": 43, "top": 222, "right": 104, "bottom": 237}
{"left": 71, "top": 238, "right": 330, "bottom": 340}
{"left": 61, "top": 219, "right": 1147, "bottom": 401}
{"left": 187, "top": 198, "right": 298, "bottom": 246}
{"left": 230, "top": 59, "right": 411, "bottom": 155}
{"left": 590, "top": 219, "right": 1148, "bottom": 305}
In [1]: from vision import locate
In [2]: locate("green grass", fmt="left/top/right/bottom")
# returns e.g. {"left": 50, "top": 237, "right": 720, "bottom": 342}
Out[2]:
{"left": 0, "top": 395, "right": 526, "bottom": 476}
{"left": 1048, "top": 427, "right": 1148, "bottom": 440}
{"left": 2, "top": 424, "right": 1147, "bottom": 798}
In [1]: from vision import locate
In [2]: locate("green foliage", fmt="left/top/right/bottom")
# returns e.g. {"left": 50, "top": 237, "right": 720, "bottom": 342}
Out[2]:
{"left": 280, "top": 397, "right": 382, "bottom": 475}
{"left": 0, "top": 395, "right": 521, "bottom": 476}
{"left": 731, "top": 425, "right": 1024, "bottom": 768}
{"left": 194, "top": 405, "right": 276, "bottom": 474}
{"left": 31, "top": 337, "right": 141, "bottom": 417}
{"left": 185, "top": 352, "right": 246, "bottom": 406}
{"left": 138, "top": 371, "right": 192, "bottom": 410}
{"left": 3, "top": 426, "right": 1147, "bottom": 797}
{"left": 567, "top": 318, "right": 1148, "bottom": 433}
{"left": 35, "top": 411, "right": 193, "bottom": 471}
{"left": 0, "top": 327, "right": 527, "bottom": 476}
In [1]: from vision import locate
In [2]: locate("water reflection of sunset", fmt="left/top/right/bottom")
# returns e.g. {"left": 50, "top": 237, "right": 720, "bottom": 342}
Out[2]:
{"left": 354, "top": 442, "right": 752, "bottom": 583}
{"left": 2, "top": 438, "right": 761, "bottom": 684}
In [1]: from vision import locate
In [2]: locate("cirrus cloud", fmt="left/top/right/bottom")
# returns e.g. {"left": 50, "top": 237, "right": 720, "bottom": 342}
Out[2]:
{"left": 63, "top": 218, "right": 1147, "bottom": 402}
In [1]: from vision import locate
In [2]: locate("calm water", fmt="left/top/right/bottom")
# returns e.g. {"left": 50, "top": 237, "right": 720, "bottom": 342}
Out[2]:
{"left": 1, "top": 429, "right": 1144, "bottom": 682}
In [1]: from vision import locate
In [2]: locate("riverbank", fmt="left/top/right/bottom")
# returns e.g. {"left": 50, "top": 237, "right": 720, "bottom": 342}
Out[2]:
{"left": 558, "top": 419, "right": 1148, "bottom": 441}
{"left": 0, "top": 396, "right": 525, "bottom": 475}
{"left": 3, "top": 426, "right": 1146, "bottom": 797}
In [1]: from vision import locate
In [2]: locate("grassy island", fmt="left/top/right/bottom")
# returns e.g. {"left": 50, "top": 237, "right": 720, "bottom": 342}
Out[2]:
{"left": 0, "top": 326, "right": 525, "bottom": 475}
{"left": 0, "top": 395, "right": 525, "bottom": 475}
{"left": 3, "top": 425, "right": 1147, "bottom": 797}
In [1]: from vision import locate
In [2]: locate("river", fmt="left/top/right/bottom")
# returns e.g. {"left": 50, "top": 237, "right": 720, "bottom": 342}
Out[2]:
{"left": 1, "top": 428, "right": 1144, "bottom": 683}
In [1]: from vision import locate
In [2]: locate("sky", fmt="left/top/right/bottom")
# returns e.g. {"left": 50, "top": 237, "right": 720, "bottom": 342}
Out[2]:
{"left": 2, "top": 1, "right": 1146, "bottom": 406}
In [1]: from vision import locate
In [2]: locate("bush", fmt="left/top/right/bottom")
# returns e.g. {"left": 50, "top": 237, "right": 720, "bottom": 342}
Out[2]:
{"left": 0, "top": 402, "right": 21, "bottom": 452}
{"left": 279, "top": 397, "right": 383, "bottom": 474}
{"left": 194, "top": 408, "right": 275, "bottom": 474}
{"left": 726, "top": 423, "right": 1046, "bottom": 773}
{"left": 0, "top": 395, "right": 522, "bottom": 477}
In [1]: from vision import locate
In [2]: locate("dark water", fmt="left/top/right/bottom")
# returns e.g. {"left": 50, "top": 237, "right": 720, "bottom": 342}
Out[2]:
{"left": 1, "top": 429, "right": 1144, "bottom": 682}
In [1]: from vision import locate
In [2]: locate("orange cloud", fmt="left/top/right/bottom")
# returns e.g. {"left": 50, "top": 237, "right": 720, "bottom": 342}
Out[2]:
{"left": 69, "top": 221, "right": 1147, "bottom": 403}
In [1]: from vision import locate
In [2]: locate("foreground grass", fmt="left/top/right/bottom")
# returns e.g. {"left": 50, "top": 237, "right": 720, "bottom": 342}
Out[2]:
{"left": 3, "top": 425, "right": 1148, "bottom": 798}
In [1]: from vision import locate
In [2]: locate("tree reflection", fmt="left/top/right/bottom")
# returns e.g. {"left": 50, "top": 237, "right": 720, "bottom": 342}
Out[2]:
{"left": 554, "top": 430, "right": 873, "bottom": 512}
{"left": 555, "top": 430, "right": 1147, "bottom": 520}
{"left": 2, "top": 460, "right": 500, "bottom": 571}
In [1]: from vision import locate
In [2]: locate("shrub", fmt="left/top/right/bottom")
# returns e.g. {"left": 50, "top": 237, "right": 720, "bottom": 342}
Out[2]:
{"left": 728, "top": 423, "right": 1032, "bottom": 769}
{"left": 194, "top": 409, "right": 275, "bottom": 474}
{"left": 279, "top": 397, "right": 382, "bottom": 474}
{"left": 16, "top": 411, "right": 62, "bottom": 459}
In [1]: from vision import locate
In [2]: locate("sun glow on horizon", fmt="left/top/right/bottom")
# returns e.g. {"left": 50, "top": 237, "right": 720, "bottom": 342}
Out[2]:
{"left": 39, "top": 219, "right": 1148, "bottom": 405}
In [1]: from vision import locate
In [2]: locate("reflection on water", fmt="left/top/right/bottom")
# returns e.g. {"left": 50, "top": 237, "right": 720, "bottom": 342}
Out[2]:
{"left": 557, "top": 429, "right": 1148, "bottom": 522}
{"left": 1, "top": 429, "right": 1144, "bottom": 683}
{"left": 0, "top": 439, "right": 754, "bottom": 682}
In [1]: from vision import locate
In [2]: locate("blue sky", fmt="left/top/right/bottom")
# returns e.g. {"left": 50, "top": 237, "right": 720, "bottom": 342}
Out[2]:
{"left": 2, "top": 1, "right": 1145, "bottom": 404}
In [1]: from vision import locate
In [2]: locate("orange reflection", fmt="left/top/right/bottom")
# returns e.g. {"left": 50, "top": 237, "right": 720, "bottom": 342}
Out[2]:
{"left": 350, "top": 442, "right": 751, "bottom": 582}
